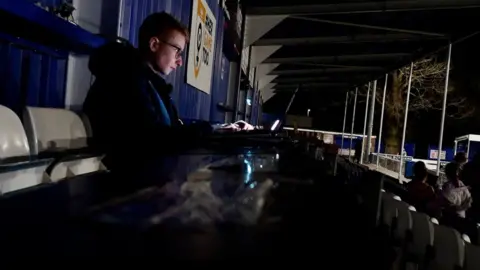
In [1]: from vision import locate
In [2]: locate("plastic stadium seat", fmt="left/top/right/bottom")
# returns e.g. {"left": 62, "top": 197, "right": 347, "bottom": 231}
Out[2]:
{"left": 381, "top": 192, "right": 401, "bottom": 235}
{"left": 428, "top": 223, "right": 465, "bottom": 270}
{"left": 391, "top": 199, "right": 413, "bottom": 244}
{"left": 463, "top": 235, "right": 480, "bottom": 270}
{"left": 23, "top": 106, "right": 88, "bottom": 154}
{"left": 404, "top": 209, "right": 435, "bottom": 270}
{"left": 23, "top": 107, "right": 106, "bottom": 181}
{"left": 384, "top": 195, "right": 413, "bottom": 270}
{"left": 0, "top": 105, "right": 50, "bottom": 193}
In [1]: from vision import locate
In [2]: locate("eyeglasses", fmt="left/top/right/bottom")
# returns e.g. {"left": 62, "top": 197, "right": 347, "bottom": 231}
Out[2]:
{"left": 160, "top": 40, "right": 184, "bottom": 59}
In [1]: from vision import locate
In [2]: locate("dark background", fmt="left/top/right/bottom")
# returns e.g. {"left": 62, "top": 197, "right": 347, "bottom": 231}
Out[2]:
{"left": 263, "top": 34, "right": 480, "bottom": 159}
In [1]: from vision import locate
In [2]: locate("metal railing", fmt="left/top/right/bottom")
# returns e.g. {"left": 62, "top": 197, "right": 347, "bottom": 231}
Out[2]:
{"left": 370, "top": 153, "right": 413, "bottom": 176}
{"left": 371, "top": 153, "right": 447, "bottom": 181}
{"left": 336, "top": 148, "right": 448, "bottom": 183}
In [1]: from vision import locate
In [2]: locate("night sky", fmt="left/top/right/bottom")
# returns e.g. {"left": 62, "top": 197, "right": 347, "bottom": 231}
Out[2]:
{"left": 264, "top": 34, "right": 480, "bottom": 158}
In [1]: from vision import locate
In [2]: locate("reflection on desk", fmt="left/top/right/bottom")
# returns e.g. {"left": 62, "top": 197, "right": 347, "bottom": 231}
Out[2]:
{"left": 0, "top": 142, "right": 329, "bottom": 258}
{"left": 88, "top": 154, "right": 283, "bottom": 228}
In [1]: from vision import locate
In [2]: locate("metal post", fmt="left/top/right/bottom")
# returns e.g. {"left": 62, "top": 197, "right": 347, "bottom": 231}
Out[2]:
{"left": 340, "top": 92, "right": 349, "bottom": 153}
{"left": 257, "top": 81, "right": 262, "bottom": 126}
{"left": 467, "top": 138, "right": 471, "bottom": 159}
{"left": 436, "top": 43, "right": 452, "bottom": 176}
{"left": 377, "top": 74, "right": 388, "bottom": 168}
{"left": 243, "top": 47, "right": 253, "bottom": 121}
{"left": 232, "top": 4, "right": 247, "bottom": 122}
{"left": 399, "top": 62, "right": 414, "bottom": 183}
{"left": 366, "top": 80, "right": 377, "bottom": 160}
{"left": 349, "top": 88, "right": 358, "bottom": 160}
{"left": 360, "top": 82, "right": 371, "bottom": 164}
{"left": 335, "top": 92, "right": 349, "bottom": 176}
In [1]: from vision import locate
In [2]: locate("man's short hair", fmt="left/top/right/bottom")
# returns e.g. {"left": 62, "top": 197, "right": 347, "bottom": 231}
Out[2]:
{"left": 454, "top": 152, "right": 467, "bottom": 164}
{"left": 413, "top": 161, "right": 428, "bottom": 181}
{"left": 445, "top": 162, "right": 460, "bottom": 181}
{"left": 138, "top": 12, "right": 189, "bottom": 53}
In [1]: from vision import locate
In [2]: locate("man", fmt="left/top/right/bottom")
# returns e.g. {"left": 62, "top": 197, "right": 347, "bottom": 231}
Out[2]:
{"left": 84, "top": 12, "right": 252, "bottom": 168}
{"left": 453, "top": 152, "right": 467, "bottom": 169}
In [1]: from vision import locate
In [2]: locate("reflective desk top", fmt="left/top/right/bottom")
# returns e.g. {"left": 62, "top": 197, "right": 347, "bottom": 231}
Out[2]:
{"left": 86, "top": 151, "right": 306, "bottom": 229}
{"left": 0, "top": 142, "right": 318, "bottom": 219}
{"left": 0, "top": 142, "right": 329, "bottom": 258}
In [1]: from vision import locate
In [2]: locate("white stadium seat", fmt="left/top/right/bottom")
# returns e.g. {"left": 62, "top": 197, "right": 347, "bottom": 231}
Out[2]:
{"left": 23, "top": 107, "right": 106, "bottom": 181}
{"left": 0, "top": 105, "right": 50, "bottom": 193}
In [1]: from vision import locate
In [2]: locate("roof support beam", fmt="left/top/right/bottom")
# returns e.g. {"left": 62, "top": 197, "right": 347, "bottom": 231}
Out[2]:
{"left": 258, "top": 75, "right": 278, "bottom": 90}
{"left": 250, "top": 45, "right": 282, "bottom": 67}
{"left": 273, "top": 77, "right": 331, "bottom": 83}
{"left": 270, "top": 67, "right": 384, "bottom": 75}
{"left": 260, "top": 84, "right": 276, "bottom": 102}
{"left": 255, "top": 33, "right": 445, "bottom": 46}
{"left": 264, "top": 53, "right": 409, "bottom": 64}
{"left": 247, "top": 0, "right": 480, "bottom": 16}
{"left": 292, "top": 16, "right": 445, "bottom": 37}
{"left": 275, "top": 82, "right": 350, "bottom": 88}
{"left": 244, "top": 15, "right": 287, "bottom": 47}
{"left": 256, "top": 64, "right": 280, "bottom": 78}
{"left": 273, "top": 76, "right": 364, "bottom": 83}
{"left": 261, "top": 87, "right": 276, "bottom": 102}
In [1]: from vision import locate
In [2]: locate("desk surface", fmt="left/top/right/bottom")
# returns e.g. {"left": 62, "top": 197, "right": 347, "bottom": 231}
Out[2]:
{"left": 86, "top": 152, "right": 291, "bottom": 228}
{"left": 0, "top": 143, "right": 336, "bottom": 258}
{"left": 0, "top": 143, "right": 316, "bottom": 219}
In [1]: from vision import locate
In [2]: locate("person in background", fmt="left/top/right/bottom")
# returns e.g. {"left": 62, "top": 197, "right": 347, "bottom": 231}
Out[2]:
{"left": 407, "top": 161, "right": 437, "bottom": 214}
{"left": 435, "top": 152, "right": 467, "bottom": 189}
{"left": 461, "top": 154, "right": 480, "bottom": 220}
{"left": 454, "top": 152, "right": 468, "bottom": 169}
{"left": 441, "top": 162, "right": 472, "bottom": 218}
{"left": 353, "top": 141, "right": 362, "bottom": 163}
{"left": 83, "top": 12, "right": 251, "bottom": 169}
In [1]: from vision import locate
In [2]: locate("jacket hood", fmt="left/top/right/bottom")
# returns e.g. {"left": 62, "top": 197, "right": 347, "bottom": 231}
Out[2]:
{"left": 89, "top": 41, "right": 140, "bottom": 77}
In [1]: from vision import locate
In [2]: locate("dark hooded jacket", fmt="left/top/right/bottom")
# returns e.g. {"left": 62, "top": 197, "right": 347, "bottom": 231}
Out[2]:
{"left": 83, "top": 41, "right": 211, "bottom": 167}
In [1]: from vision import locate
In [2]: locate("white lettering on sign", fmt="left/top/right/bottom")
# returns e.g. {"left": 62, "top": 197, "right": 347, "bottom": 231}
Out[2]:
{"left": 186, "top": 0, "right": 217, "bottom": 94}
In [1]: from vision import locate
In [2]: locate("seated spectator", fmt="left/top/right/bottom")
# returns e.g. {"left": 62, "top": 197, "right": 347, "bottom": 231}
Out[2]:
{"left": 436, "top": 152, "right": 468, "bottom": 189}
{"left": 460, "top": 154, "right": 480, "bottom": 187}
{"left": 353, "top": 141, "right": 362, "bottom": 163}
{"left": 407, "top": 161, "right": 436, "bottom": 213}
{"left": 462, "top": 154, "right": 480, "bottom": 220}
{"left": 441, "top": 162, "right": 472, "bottom": 218}
{"left": 454, "top": 152, "right": 468, "bottom": 169}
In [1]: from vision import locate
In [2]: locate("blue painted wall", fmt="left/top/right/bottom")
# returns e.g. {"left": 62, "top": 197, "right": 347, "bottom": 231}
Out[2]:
{"left": 118, "top": 0, "right": 228, "bottom": 122}
{"left": 335, "top": 136, "right": 361, "bottom": 149}
{"left": 0, "top": 39, "right": 68, "bottom": 114}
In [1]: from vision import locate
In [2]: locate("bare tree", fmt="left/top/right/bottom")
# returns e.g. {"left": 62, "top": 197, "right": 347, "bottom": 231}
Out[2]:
{"left": 360, "top": 57, "right": 474, "bottom": 154}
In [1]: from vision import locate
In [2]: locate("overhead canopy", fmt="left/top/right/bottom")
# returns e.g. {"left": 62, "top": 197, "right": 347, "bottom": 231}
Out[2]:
{"left": 241, "top": 0, "right": 480, "bottom": 113}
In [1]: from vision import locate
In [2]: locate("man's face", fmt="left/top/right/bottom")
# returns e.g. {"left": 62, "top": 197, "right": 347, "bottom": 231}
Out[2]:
{"left": 148, "top": 30, "right": 186, "bottom": 75}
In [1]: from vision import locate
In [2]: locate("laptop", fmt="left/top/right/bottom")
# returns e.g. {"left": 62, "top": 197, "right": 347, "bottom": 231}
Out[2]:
{"left": 212, "top": 86, "right": 300, "bottom": 136}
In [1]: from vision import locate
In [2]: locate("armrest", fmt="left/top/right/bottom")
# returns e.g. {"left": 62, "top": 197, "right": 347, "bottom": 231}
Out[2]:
{"left": 44, "top": 148, "right": 104, "bottom": 176}
{"left": 0, "top": 157, "right": 53, "bottom": 174}
{"left": 38, "top": 146, "right": 102, "bottom": 158}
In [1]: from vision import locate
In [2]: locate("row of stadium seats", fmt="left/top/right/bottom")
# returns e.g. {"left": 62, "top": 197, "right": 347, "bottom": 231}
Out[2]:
{"left": 381, "top": 190, "right": 480, "bottom": 270}
{"left": 0, "top": 105, "right": 106, "bottom": 194}
{"left": 336, "top": 157, "right": 480, "bottom": 270}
